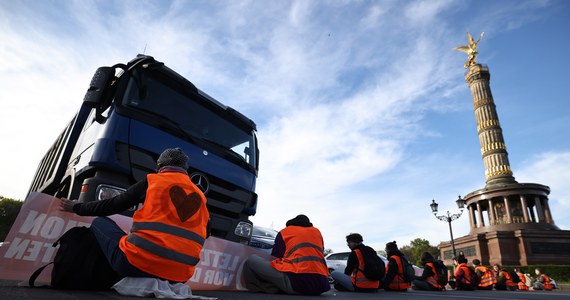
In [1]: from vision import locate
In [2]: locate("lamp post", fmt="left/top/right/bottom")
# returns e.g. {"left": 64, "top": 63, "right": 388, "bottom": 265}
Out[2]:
{"left": 430, "top": 195, "right": 466, "bottom": 259}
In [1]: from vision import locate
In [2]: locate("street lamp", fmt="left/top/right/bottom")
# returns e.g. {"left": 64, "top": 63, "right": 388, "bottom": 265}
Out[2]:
{"left": 430, "top": 195, "right": 466, "bottom": 259}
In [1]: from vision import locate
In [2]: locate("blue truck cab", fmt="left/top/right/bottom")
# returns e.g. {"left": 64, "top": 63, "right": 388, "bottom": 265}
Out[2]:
{"left": 27, "top": 55, "right": 259, "bottom": 243}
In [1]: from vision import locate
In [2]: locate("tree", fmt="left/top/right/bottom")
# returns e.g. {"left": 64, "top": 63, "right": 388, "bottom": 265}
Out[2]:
{"left": 400, "top": 245, "right": 413, "bottom": 262}
{"left": 409, "top": 238, "right": 439, "bottom": 266}
{"left": 0, "top": 196, "right": 23, "bottom": 241}
{"left": 323, "top": 248, "right": 333, "bottom": 256}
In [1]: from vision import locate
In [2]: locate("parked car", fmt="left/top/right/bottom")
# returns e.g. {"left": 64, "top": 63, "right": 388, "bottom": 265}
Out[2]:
{"left": 249, "top": 225, "right": 278, "bottom": 253}
{"left": 325, "top": 251, "right": 350, "bottom": 276}
{"left": 325, "top": 251, "right": 389, "bottom": 284}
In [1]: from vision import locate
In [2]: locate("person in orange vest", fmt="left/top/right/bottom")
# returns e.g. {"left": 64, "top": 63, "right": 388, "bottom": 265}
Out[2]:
{"left": 242, "top": 214, "right": 330, "bottom": 295}
{"left": 514, "top": 267, "right": 529, "bottom": 290}
{"left": 330, "top": 233, "right": 384, "bottom": 293}
{"left": 472, "top": 259, "right": 494, "bottom": 290}
{"left": 411, "top": 252, "right": 443, "bottom": 291}
{"left": 60, "top": 148, "right": 210, "bottom": 283}
{"left": 382, "top": 241, "right": 410, "bottom": 291}
{"left": 533, "top": 268, "right": 554, "bottom": 291}
{"left": 453, "top": 255, "right": 477, "bottom": 290}
{"left": 492, "top": 264, "right": 517, "bottom": 290}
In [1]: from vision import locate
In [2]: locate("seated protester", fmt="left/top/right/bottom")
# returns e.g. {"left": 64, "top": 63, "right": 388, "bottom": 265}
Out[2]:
{"left": 411, "top": 252, "right": 443, "bottom": 291}
{"left": 472, "top": 259, "right": 494, "bottom": 290}
{"left": 242, "top": 215, "right": 330, "bottom": 295}
{"left": 533, "top": 268, "right": 554, "bottom": 291}
{"left": 382, "top": 241, "right": 410, "bottom": 292}
{"left": 492, "top": 264, "right": 517, "bottom": 291}
{"left": 453, "top": 255, "right": 477, "bottom": 291}
{"left": 60, "top": 148, "right": 209, "bottom": 284}
{"left": 513, "top": 267, "right": 529, "bottom": 291}
{"left": 331, "top": 233, "right": 383, "bottom": 293}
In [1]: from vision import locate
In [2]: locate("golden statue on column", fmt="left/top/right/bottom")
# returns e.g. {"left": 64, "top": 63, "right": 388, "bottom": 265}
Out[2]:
{"left": 453, "top": 32, "right": 485, "bottom": 68}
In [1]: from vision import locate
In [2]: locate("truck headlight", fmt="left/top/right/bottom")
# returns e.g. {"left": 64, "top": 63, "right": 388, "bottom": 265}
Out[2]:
{"left": 96, "top": 184, "right": 126, "bottom": 201}
{"left": 234, "top": 221, "right": 253, "bottom": 238}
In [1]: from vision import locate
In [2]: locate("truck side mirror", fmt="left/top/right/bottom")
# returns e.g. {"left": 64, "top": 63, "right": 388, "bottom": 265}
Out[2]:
{"left": 83, "top": 67, "right": 115, "bottom": 122}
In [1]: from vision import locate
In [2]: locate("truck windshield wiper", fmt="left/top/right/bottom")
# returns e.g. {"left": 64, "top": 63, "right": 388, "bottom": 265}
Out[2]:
{"left": 199, "top": 138, "right": 252, "bottom": 170}
{"left": 139, "top": 109, "right": 199, "bottom": 144}
{"left": 137, "top": 109, "right": 254, "bottom": 172}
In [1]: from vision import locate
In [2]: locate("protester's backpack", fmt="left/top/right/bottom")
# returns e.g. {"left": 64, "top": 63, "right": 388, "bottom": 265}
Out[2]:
{"left": 434, "top": 260, "right": 449, "bottom": 287}
{"left": 400, "top": 256, "right": 415, "bottom": 283}
{"left": 467, "top": 267, "right": 480, "bottom": 287}
{"left": 29, "top": 226, "right": 120, "bottom": 290}
{"left": 358, "top": 246, "right": 385, "bottom": 281}
{"left": 509, "top": 270, "right": 521, "bottom": 283}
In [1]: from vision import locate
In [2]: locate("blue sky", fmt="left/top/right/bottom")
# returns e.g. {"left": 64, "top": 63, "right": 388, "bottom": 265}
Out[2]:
{"left": 1, "top": 0, "right": 569, "bottom": 253}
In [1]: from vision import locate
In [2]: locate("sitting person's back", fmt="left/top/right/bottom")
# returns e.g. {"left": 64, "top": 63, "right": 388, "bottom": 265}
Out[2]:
{"left": 533, "top": 268, "right": 554, "bottom": 291}
{"left": 382, "top": 241, "right": 410, "bottom": 292}
{"left": 453, "top": 256, "right": 476, "bottom": 291}
{"left": 330, "top": 233, "right": 383, "bottom": 293}
{"left": 472, "top": 259, "right": 494, "bottom": 290}
{"left": 243, "top": 215, "right": 330, "bottom": 295}
{"left": 514, "top": 267, "right": 529, "bottom": 291}
{"left": 492, "top": 264, "right": 517, "bottom": 291}
{"left": 411, "top": 252, "right": 443, "bottom": 291}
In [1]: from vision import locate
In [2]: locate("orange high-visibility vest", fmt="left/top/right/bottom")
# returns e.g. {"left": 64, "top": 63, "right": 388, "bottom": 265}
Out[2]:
{"left": 517, "top": 272, "right": 529, "bottom": 290}
{"left": 270, "top": 226, "right": 328, "bottom": 276}
{"left": 502, "top": 270, "right": 517, "bottom": 288}
{"left": 386, "top": 255, "right": 410, "bottom": 290}
{"left": 119, "top": 172, "right": 209, "bottom": 282}
{"left": 425, "top": 262, "right": 442, "bottom": 289}
{"left": 475, "top": 266, "right": 495, "bottom": 287}
{"left": 351, "top": 249, "right": 380, "bottom": 289}
{"left": 455, "top": 263, "right": 473, "bottom": 285}
{"left": 540, "top": 274, "right": 554, "bottom": 290}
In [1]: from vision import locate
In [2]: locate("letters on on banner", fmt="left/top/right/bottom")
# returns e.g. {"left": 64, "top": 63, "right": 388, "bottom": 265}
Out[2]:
{"left": 0, "top": 192, "right": 272, "bottom": 291}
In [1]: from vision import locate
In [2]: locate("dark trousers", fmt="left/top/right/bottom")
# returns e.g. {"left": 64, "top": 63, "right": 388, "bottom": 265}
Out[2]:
{"left": 90, "top": 216, "right": 155, "bottom": 278}
{"left": 412, "top": 279, "right": 440, "bottom": 291}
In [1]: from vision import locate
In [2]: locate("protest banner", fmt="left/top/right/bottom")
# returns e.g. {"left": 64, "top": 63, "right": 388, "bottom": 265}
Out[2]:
{"left": 0, "top": 192, "right": 271, "bottom": 290}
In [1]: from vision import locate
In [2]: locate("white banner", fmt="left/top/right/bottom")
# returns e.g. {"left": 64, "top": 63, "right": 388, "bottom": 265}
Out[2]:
{"left": 0, "top": 192, "right": 271, "bottom": 290}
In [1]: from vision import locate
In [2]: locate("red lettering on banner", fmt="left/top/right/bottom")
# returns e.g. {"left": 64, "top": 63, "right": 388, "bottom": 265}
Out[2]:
{"left": 0, "top": 192, "right": 275, "bottom": 290}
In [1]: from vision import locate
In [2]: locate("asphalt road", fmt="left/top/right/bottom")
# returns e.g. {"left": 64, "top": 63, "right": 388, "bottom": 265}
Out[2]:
{"left": 2, "top": 280, "right": 570, "bottom": 300}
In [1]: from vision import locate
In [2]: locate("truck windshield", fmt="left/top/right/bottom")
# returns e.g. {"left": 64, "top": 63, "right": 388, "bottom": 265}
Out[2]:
{"left": 120, "top": 70, "right": 257, "bottom": 170}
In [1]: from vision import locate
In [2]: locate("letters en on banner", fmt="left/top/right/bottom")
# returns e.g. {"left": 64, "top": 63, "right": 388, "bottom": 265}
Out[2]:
{"left": 0, "top": 192, "right": 272, "bottom": 291}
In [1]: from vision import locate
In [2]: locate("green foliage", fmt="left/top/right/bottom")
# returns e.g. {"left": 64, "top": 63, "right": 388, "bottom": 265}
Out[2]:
{"left": 0, "top": 196, "right": 23, "bottom": 241}
{"left": 324, "top": 248, "right": 333, "bottom": 256}
{"left": 395, "top": 238, "right": 441, "bottom": 266}
{"left": 400, "top": 245, "right": 412, "bottom": 261}
{"left": 409, "top": 238, "right": 439, "bottom": 265}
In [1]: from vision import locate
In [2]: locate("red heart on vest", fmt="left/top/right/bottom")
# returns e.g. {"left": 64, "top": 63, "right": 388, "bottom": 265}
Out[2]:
{"left": 169, "top": 185, "right": 202, "bottom": 222}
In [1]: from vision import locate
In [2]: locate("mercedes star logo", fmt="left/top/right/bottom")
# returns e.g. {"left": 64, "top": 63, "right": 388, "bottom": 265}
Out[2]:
{"left": 190, "top": 173, "right": 210, "bottom": 195}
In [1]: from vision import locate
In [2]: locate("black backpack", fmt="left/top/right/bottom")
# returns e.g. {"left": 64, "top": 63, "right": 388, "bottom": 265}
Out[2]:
{"left": 400, "top": 256, "right": 415, "bottom": 283}
{"left": 29, "top": 226, "right": 120, "bottom": 290}
{"left": 509, "top": 269, "right": 521, "bottom": 283}
{"left": 467, "top": 267, "right": 480, "bottom": 287}
{"left": 358, "top": 246, "right": 385, "bottom": 280}
{"left": 433, "top": 260, "right": 449, "bottom": 287}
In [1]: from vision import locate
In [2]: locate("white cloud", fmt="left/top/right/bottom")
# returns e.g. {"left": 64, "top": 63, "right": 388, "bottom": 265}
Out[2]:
{"left": 516, "top": 151, "right": 570, "bottom": 230}
{"left": 1, "top": 0, "right": 567, "bottom": 254}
